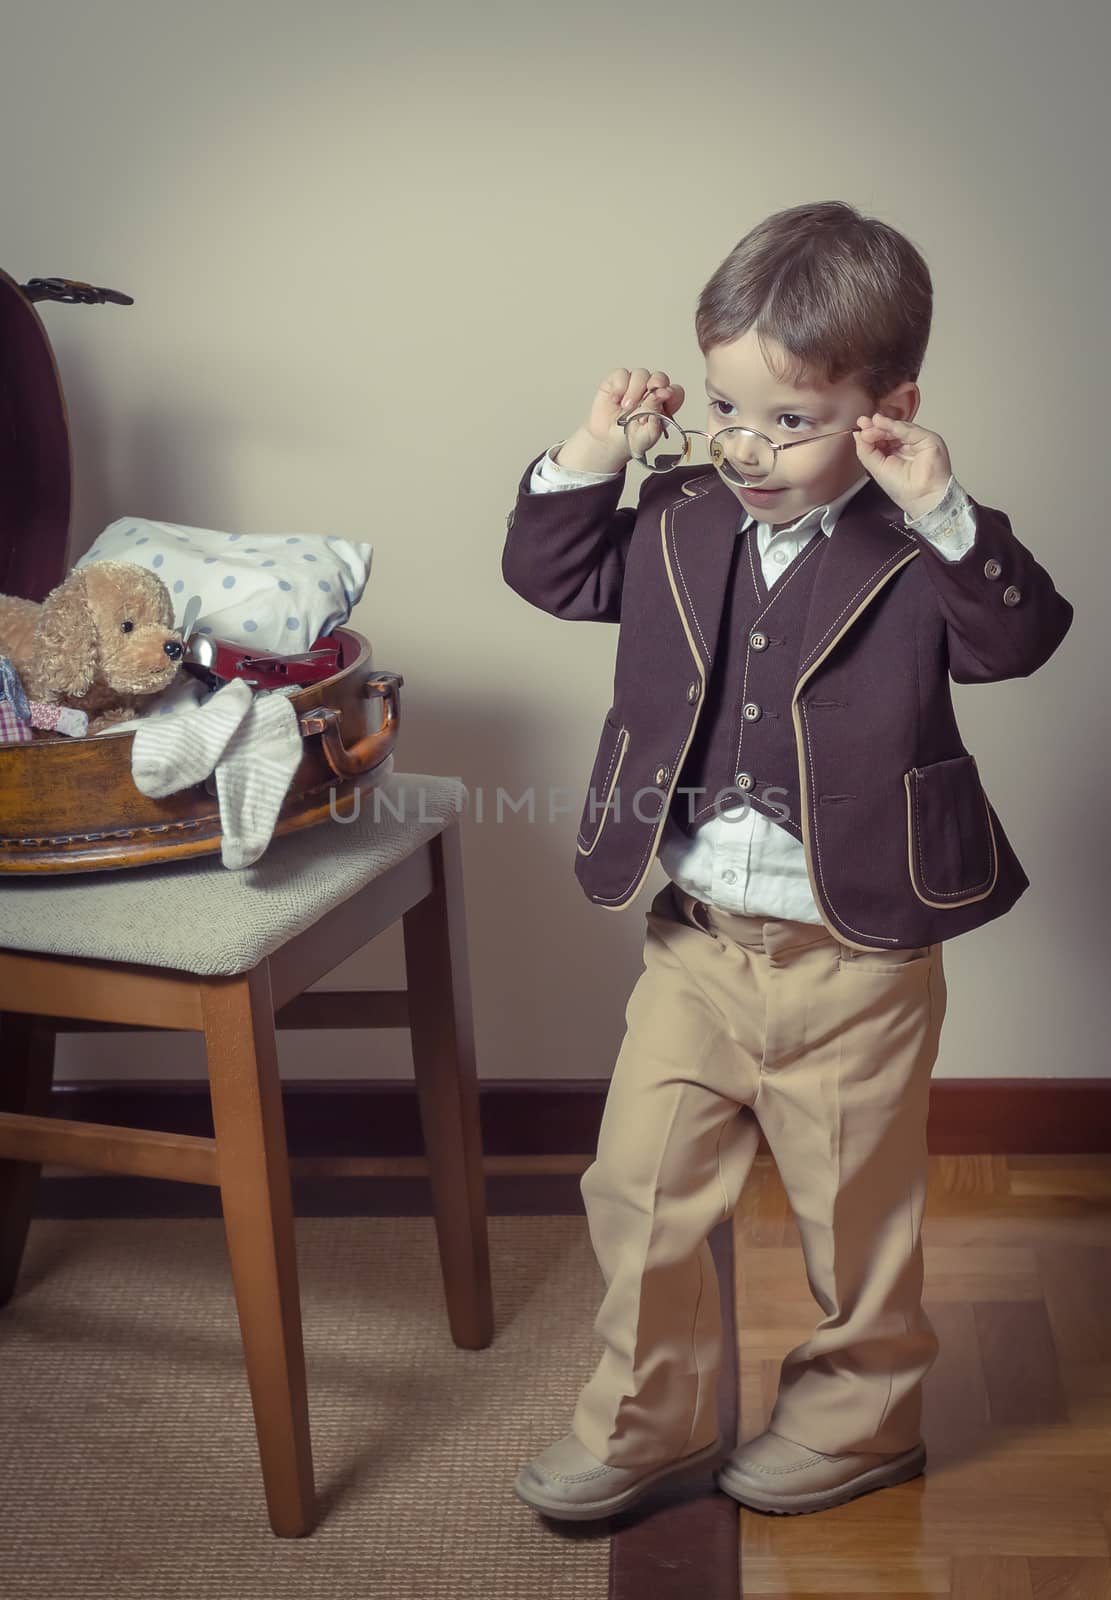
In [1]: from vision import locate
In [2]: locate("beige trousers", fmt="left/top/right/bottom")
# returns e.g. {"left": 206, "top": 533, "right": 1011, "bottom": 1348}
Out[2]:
{"left": 571, "top": 878, "right": 948, "bottom": 1467}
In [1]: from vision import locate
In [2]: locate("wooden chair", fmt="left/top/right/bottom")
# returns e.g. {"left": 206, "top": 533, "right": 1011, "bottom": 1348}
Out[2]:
{"left": 0, "top": 770, "right": 492, "bottom": 1537}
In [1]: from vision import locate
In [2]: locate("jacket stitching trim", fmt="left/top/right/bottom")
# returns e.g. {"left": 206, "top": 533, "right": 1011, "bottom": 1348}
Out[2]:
{"left": 591, "top": 494, "right": 707, "bottom": 904}
{"left": 576, "top": 727, "right": 629, "bottom": 855}
{"left": 590, "top": 728, "right": 685, "bottom": 902}
{"left": 670, "top": 518, "right": 709, "bottom": 660}
{"left": 798, "top": 541, "right": 914, "bottom": 674}
{"left": 908, "top": 767, "right": 996, "bottom": 898}
{"left": 575, "top": 719, "right": 626, "bottom": 849}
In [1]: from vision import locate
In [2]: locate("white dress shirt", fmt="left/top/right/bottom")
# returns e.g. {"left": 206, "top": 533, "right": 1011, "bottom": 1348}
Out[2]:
{"left": 527, "top": 443, "right": 978, "bottom": 921}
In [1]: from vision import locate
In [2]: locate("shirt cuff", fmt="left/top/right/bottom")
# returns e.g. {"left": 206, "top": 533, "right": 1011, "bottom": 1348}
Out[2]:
{"left": 528, "top": 442, "right": 625, "bottom": 494}
{"left": 903, "top": 474, "right": 978, "bottom": 562}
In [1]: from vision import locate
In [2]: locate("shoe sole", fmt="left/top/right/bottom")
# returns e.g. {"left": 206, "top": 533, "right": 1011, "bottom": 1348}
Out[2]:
{"left": 715, "top": 1440, "right": 926, "bottom": 1515}
{"left": 513, "top": 1437, "right": 725, "bottom": 1522}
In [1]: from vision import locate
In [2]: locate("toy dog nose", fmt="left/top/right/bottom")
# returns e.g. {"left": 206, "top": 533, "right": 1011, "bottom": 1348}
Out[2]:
{"left": 165, "top": 639, "right": 183, "bottom": 661}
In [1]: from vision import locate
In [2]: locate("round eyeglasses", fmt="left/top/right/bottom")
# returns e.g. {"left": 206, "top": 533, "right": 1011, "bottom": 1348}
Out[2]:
{"left": 616, "top": 386, "right": 863, "bottom": 487}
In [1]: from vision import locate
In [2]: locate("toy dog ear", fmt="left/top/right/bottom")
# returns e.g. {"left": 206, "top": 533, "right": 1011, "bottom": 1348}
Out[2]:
{"left": 33, "top": 570, "right": 99, "bottom": 697}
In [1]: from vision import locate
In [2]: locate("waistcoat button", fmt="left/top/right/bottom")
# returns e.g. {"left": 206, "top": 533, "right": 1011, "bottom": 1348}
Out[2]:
{"left": 736, "top": 771, "right": 755, "bottom": 790}
{"left": 687, "top": 680, "right": 700, "bottom": 703}
{"left": 983, "top": 557, "right": 1002, "bottom": 579}
{"left": 742, "top": 702, "right": 762, "bottom": 721}
{"left": 749, "top": 631, "right": 768, "bottom": 650}
{"left": 655, "top": 765, "right": 669, "bottom": 785}
{"left": 1002, "top": 585, "right": 1022, "bottom": 606}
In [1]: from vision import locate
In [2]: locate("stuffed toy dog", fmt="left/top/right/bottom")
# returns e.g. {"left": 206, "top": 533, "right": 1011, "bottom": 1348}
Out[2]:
{"left": 0, "top": 561, "right": 184, "bottom": 735}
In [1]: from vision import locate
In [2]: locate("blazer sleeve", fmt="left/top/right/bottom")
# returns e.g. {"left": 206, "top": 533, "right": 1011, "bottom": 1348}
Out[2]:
{"left": 501, "top": 449, "right": 647, "bottom": 624}
{"left": 905, "top": 493, "right": 1074, "bottom": 683}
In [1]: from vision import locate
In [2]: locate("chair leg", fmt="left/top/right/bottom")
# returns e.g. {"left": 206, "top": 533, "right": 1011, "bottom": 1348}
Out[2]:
{"left": 402, "top": 822, "right": 494, "bottom": 1350}
{"left": 201, "top": 964, "right": 315, "bottom": 1538}
{"left": 0, "top": 1013, "right": 56, "bottom": 1308}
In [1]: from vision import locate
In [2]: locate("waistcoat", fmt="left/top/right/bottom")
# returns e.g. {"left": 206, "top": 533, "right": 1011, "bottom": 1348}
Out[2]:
{"left": 669, "top": 516, "right": 826, "bottom": 848}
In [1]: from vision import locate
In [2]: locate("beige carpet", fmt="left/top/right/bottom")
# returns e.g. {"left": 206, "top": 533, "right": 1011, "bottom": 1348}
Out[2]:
{"left": 0, "top": 1215, "right": 614, "bottom": 1599}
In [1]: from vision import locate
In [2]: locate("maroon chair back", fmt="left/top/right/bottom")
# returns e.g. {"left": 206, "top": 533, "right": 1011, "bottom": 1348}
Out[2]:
{"left": 0, "top": 267, "right": 78, "bottom": 603}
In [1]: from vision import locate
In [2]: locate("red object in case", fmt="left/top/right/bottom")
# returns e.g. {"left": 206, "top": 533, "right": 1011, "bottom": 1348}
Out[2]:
{"left": 183, "top": 633, "right": 343, "bottom": 691}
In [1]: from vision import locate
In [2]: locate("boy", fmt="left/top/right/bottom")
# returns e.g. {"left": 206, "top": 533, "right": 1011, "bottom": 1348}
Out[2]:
{"left": 501, "top": 200, "right": 1073, "bottom": 1520}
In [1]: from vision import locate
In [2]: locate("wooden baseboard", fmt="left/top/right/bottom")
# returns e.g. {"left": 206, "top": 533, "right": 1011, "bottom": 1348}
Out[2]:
{"left": 27, "top": 1076, "right": 1110, "bottom": 1218}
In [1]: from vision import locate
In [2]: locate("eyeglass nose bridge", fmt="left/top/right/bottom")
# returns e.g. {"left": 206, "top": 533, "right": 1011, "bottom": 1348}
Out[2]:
{"left": 679, "top": 423, "right": 779, "bottom": 461}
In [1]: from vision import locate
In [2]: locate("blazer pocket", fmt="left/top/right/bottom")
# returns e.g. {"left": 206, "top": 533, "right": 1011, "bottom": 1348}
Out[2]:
{"left": 576, "top": 712, "right": 629, "bottom": 856}
{"left": 904, "top": 752, "right": 999, "bottom": 908}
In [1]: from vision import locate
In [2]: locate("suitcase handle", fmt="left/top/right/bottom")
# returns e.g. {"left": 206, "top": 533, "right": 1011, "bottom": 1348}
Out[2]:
{"left": 298, "top": 670, "right": 403, "bottom": 779}
{"left": 22, "top": 276, "right": 134, "bottom": 306}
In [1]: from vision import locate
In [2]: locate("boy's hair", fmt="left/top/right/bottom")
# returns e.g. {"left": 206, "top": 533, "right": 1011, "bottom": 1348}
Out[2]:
{"left": 695, "top": 200, "right": 932, "bottom": 410}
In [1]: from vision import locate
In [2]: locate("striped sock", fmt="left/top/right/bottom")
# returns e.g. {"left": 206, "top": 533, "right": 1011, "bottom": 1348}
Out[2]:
{"left": 131, "top": 678, "right": 253, "bottom": 797}
{"left": 215, "top": 691, "right": 303, "bottom": 869}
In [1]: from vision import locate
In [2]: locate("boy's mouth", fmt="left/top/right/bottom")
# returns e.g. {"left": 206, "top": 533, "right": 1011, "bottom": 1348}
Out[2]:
{"left": 740, "top": 484, "right": 784, "bottom": 500}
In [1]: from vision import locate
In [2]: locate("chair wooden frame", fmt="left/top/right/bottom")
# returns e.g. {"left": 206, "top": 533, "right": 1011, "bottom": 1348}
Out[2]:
{"left": 0, "top": 819, "right": 493, "bottom": 1538}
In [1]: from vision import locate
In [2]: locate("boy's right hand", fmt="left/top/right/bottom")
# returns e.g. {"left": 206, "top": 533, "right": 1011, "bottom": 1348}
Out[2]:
{"left": 587, "top": 367, "right": 686, "bottom": 456}
{"left": 552, "top": 368, "right": 687, "bottom": 474}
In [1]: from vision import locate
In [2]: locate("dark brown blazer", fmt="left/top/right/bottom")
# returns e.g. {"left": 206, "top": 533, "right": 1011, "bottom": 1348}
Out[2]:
{"left": 502, "top": 450, "right": 1074, "bottom": 950}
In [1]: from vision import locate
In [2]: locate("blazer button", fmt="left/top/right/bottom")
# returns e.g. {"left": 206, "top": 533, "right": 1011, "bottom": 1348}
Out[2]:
{"left": 1002, "top": 585, "right": 1022, "bottom": 606}
{"left": 735, "top": 771, "right": 755, "bottom": 790}
{"left": 687, "top": 680, "right": 700, "bottom": 703}
{"left": 749, "top": 631, "right": 769, "bottom": 650}
{"left": 506, "top": 508, "right": 515, "bottom": 531}
{"left": 742, "top": 702, "right": 762, "bottom": 721}
{"left": 983, "top": 557, "right": 1002, "bottom": 579}
{"left": 655, "top": 765, "right": 669, "bottom": 785}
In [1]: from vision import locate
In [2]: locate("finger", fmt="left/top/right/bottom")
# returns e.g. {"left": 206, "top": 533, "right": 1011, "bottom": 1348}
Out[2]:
{"left": 631, "top": 387, "right": 672, "bottom": 419}
{"left": 870, "top": 413, "right": 923, "bottom": 435}
{"left": 618, "top": 368, "right": 652, "bottom": 409}
{"left": 646, "top": 374, "right": 686, "bottom": 418}
{"left": 858, "top": 417, "right": 905, "bottom": 444}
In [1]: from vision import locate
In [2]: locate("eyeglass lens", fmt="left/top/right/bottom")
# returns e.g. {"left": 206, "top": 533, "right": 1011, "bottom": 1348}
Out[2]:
{"left": 622, "top": 410, "right": 775, "bottom": 484}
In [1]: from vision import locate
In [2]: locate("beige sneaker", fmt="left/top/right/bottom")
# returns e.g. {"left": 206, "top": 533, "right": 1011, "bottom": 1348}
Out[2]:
{"left": 715, "top": 1428, "right": 926, "bottom": 1515}
{"left": 513, "top": 1432, "right": 724, "bottom": 1522}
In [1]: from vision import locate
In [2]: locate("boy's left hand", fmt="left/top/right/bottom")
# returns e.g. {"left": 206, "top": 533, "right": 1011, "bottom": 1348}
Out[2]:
{"left": 853, "top": 413, "right": 953, "bottom": 520}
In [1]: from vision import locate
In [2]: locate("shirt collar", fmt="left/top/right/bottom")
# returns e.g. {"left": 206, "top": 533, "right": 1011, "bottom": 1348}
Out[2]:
{"left": 739, "top": 470, "right": 873, "bottom": 540}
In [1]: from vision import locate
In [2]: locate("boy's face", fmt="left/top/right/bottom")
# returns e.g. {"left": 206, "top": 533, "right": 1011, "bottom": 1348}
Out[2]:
{"left": 704, "top": 330, "right": 919, "bottom": 532}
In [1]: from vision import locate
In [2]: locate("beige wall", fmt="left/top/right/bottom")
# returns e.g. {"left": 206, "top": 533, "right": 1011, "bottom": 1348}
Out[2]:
{"left": 4, "top": 0, "right": 1104, "bottom": 1084}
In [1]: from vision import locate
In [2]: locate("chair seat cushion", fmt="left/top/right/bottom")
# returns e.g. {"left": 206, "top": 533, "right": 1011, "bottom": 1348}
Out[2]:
{"left": 0, "top": 770, "right": 467, "bottom": 975}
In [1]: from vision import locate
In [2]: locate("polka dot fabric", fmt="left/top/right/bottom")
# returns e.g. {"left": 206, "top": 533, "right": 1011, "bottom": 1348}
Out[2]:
{"left": 75, "top": 518, "right": 373, "bottom": 653}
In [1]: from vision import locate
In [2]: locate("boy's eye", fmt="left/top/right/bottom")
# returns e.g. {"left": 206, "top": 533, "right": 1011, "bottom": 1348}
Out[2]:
{"left": 707, "top": 398, "right": 811, "bottom": 430}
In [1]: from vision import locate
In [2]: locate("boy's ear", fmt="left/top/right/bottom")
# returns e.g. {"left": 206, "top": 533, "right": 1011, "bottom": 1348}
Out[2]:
{"left": 33, "top": 571, "right": 99, "bottom": 696}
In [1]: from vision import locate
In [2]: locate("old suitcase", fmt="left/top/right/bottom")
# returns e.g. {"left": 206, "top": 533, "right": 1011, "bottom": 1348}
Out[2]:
{"left": 0, "top": 268, "right": 402, "bottom": 874}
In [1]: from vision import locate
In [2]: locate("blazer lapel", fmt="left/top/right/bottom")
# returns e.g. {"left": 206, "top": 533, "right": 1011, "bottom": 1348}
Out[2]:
{"left": 662, "top": 469, "right": 921, "bottom": 682}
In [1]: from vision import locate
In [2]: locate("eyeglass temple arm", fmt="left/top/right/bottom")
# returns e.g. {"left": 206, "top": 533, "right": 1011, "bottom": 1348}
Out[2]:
{"left": 778, "top": 425, "right": 862, "bottom": 452}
